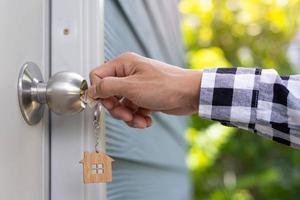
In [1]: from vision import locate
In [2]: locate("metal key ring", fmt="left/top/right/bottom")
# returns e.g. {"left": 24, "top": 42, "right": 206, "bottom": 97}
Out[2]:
{"left": 93, "top": 103, "right": 102, "bottom": 130}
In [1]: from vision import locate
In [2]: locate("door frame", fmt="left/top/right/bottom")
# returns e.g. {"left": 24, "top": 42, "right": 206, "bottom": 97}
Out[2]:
{"left": 51, "top": 0, "right": 106, "bottom": 199}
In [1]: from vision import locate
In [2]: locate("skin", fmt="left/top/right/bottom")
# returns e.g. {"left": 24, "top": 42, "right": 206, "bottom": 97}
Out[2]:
{"left": 88, "top": 52, "right": 203, "bottom": 129}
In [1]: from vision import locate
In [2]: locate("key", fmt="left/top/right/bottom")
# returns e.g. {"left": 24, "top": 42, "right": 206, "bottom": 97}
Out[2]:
{"left": 81, "top": 91, "right": 98, "bottom": 108}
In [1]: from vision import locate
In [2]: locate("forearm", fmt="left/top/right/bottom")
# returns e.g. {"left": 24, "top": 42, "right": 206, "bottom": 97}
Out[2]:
{"left": 198, "top": 67, "right": 300, "bottom": 149}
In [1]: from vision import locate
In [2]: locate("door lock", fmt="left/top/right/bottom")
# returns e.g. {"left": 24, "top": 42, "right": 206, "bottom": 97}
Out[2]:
{"left": 18, "top": 62, "right": 88, "bottom": 125}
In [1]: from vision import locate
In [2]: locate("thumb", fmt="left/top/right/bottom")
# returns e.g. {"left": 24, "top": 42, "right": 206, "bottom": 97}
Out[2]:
{"left": 88, "top": 77, "right": 127, "bottom": 99}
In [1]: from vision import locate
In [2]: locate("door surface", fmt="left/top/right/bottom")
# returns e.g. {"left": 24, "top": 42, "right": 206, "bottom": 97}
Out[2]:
{"left": 0, "top": 0, "right": 50, "bottom": 200}
{"left": 50, "top": 0, "right": 106, "bottom": 199}
{"left": 0, "top": 0, "right": 105, "bottom": 199}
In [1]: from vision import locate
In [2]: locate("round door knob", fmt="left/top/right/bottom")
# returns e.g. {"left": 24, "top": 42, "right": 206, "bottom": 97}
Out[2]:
{"left": 18, "top": 62, "right": 88, "bottom": 125}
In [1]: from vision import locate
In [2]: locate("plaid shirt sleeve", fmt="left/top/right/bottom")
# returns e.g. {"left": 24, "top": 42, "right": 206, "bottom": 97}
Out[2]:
{"left": 199, "top": 68, "right": 300, "bottom": 149}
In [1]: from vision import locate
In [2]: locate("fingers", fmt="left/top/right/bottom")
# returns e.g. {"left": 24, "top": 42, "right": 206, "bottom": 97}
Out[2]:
{"left": 127, "top": 108, "right": 152, "bottom": 128}
{"left": 88, "top": 77, "right": 128, "bottom": 99}
{"left": 101, "top": 97, "right": 119, "bottom": 110}
{"left": 109, "top": 106, "right": 133, "bottom": 122}
{"left": 89, "top": 59, "right": 120, "bottom": 84}
{"left": 89, "top": 52, "right": 138, "bottom": 84}
{"left": 88, "top": 52, "right": 152, "bottom": 128}
{"left": 109, "top": 107, "right": 152, "bottom": 128}
{"left": 121, "top": 98, "right": 138, "bottom": 112}
{"left": 100, "top": 97, "right": 152, "bottom": 128}
{"left": 136, "top": 108, "right": 151, "bottom": 116}
{"left": 126, "top": 114, "right": 152, "bottom": 129}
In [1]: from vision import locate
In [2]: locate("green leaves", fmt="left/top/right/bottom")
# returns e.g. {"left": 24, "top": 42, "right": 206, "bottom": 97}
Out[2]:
{"left": 181, "top": 0, "right": 300, "bottom": 199}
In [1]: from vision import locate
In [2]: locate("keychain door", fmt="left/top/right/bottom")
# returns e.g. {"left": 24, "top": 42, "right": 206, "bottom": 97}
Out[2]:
{"left": 50, "top": 0, "right": 106, "bottom": 199}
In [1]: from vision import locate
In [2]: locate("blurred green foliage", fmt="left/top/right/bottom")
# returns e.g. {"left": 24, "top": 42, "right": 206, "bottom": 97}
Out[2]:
{"left": 179, "top": 0, "right": 300, "bottom": 199}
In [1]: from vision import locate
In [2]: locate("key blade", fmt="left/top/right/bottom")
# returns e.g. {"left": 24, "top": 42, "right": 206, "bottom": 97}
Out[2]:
{"left": 81, "top": 91, "right": 98, "bottom": 108}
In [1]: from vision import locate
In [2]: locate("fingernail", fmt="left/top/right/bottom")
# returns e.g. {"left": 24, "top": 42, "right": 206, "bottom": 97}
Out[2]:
{"left": 88, "top": 85, "right": 97, "bottom": 98}
{"left": 124, "top": 113, "right": 133, "bottom": 122}
{"left": 133, "top": 122, "right": 141, "bottom": 128}
{"left": 134, "top": 123, "right": 146, "bottom": 129}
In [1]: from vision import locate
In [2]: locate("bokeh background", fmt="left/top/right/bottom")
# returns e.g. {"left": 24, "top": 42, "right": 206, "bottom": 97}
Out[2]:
{"left": 179, "top": 0, "right": 300, "bottom": 199}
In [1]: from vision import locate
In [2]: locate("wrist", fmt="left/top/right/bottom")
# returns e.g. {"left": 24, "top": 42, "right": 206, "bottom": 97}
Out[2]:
{"left": 182, "top": 69, "right": 202, "bottom": 114}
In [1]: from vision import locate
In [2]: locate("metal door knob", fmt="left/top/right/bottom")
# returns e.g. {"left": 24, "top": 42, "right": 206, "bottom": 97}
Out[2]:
{"left": 18, "top": 62, "right": 88, "bottom": 125}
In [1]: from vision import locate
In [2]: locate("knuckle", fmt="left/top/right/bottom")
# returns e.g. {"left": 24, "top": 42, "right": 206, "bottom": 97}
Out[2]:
{"left": 96, "top": 80, "right": 105, "bottom": 96}
{"left": 89, "top": 68, "right": 98, "bottom": 81}
{"left": 119, "top": 52, "right": 138, "bottom": 60}
{"left": 110, "top": 112, "right": 121, "bottom": 120}
{"left": 126, "top": 122, "right": 135, "bottom": 128}
{"left": 89, "top": 70, "right": 95, "bottom": 79}
{"left": 110, "top": 109, "right": 123, "bottom": 120}
{"left": 98, "top": 79, "right": 106, "bottom": 91}
{"left": 101, "top": 100, "right": 113, "bottom": 110}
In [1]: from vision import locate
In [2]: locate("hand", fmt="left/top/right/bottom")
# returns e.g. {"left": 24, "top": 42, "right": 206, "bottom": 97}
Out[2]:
{"left": 88, "top": 52, "right": 202, "bottom": 128}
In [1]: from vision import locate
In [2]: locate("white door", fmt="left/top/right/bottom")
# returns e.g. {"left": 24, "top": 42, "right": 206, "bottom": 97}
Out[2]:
{"left": 0, "top": 0, "right": 105, "bottom": 199}
{"left": 0, "top": 0, "right": 50, "bottom": 200}
{"left": 50, "top": 0, "right": 106, "bottom": 199}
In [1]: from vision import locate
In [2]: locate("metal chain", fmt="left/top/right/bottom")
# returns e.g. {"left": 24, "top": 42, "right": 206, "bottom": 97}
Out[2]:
{"left": 81, "top": 91, "right": 104, "bottom": 153}
{"left": 93, "top": 103, "right": 103, "bottom": 153}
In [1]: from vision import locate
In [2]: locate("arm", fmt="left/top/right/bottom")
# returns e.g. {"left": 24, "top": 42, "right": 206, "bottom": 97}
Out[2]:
{"left": 199, "top": 68, "right": 300, "bottom": 148}
{"left": 88, "top": 53, "right": 300, "bottom": 148}
{"left": 88, "top": 52, "right": 202, "bottom": 128}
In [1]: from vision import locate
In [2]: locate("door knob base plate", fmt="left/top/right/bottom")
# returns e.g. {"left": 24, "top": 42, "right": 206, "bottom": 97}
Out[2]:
{"left": 18, "top": 62, "right": 45, "bottom": 125}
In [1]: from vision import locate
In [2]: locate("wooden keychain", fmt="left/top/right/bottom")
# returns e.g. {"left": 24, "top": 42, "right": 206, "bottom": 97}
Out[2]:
{"left": 80, "top": 94, "right": 114, "bottom": 184}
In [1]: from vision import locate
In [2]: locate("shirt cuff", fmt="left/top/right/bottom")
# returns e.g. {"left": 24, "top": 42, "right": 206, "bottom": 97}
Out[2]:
{"left": 198, "top": 68, "right": 261, "bottom": 129}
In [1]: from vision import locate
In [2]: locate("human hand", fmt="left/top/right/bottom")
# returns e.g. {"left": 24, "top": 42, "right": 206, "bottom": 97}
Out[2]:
{"left": 88, "top": 52, "right": 202, "bottom": 128}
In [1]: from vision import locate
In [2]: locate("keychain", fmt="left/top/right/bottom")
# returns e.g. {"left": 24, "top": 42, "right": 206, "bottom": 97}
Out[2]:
{"left": 80, "top": 93, "right": 114, "bottom": 184}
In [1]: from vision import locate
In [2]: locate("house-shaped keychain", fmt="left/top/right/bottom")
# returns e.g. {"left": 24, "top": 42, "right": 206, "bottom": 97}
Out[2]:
{"left": 80, "top": 151, "right": 114, "bottom": 184}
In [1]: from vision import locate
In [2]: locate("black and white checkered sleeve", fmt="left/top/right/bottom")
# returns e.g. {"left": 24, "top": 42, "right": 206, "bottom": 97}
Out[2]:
{"left": 199, "top": 68, "right": 300, "bottom": 149}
